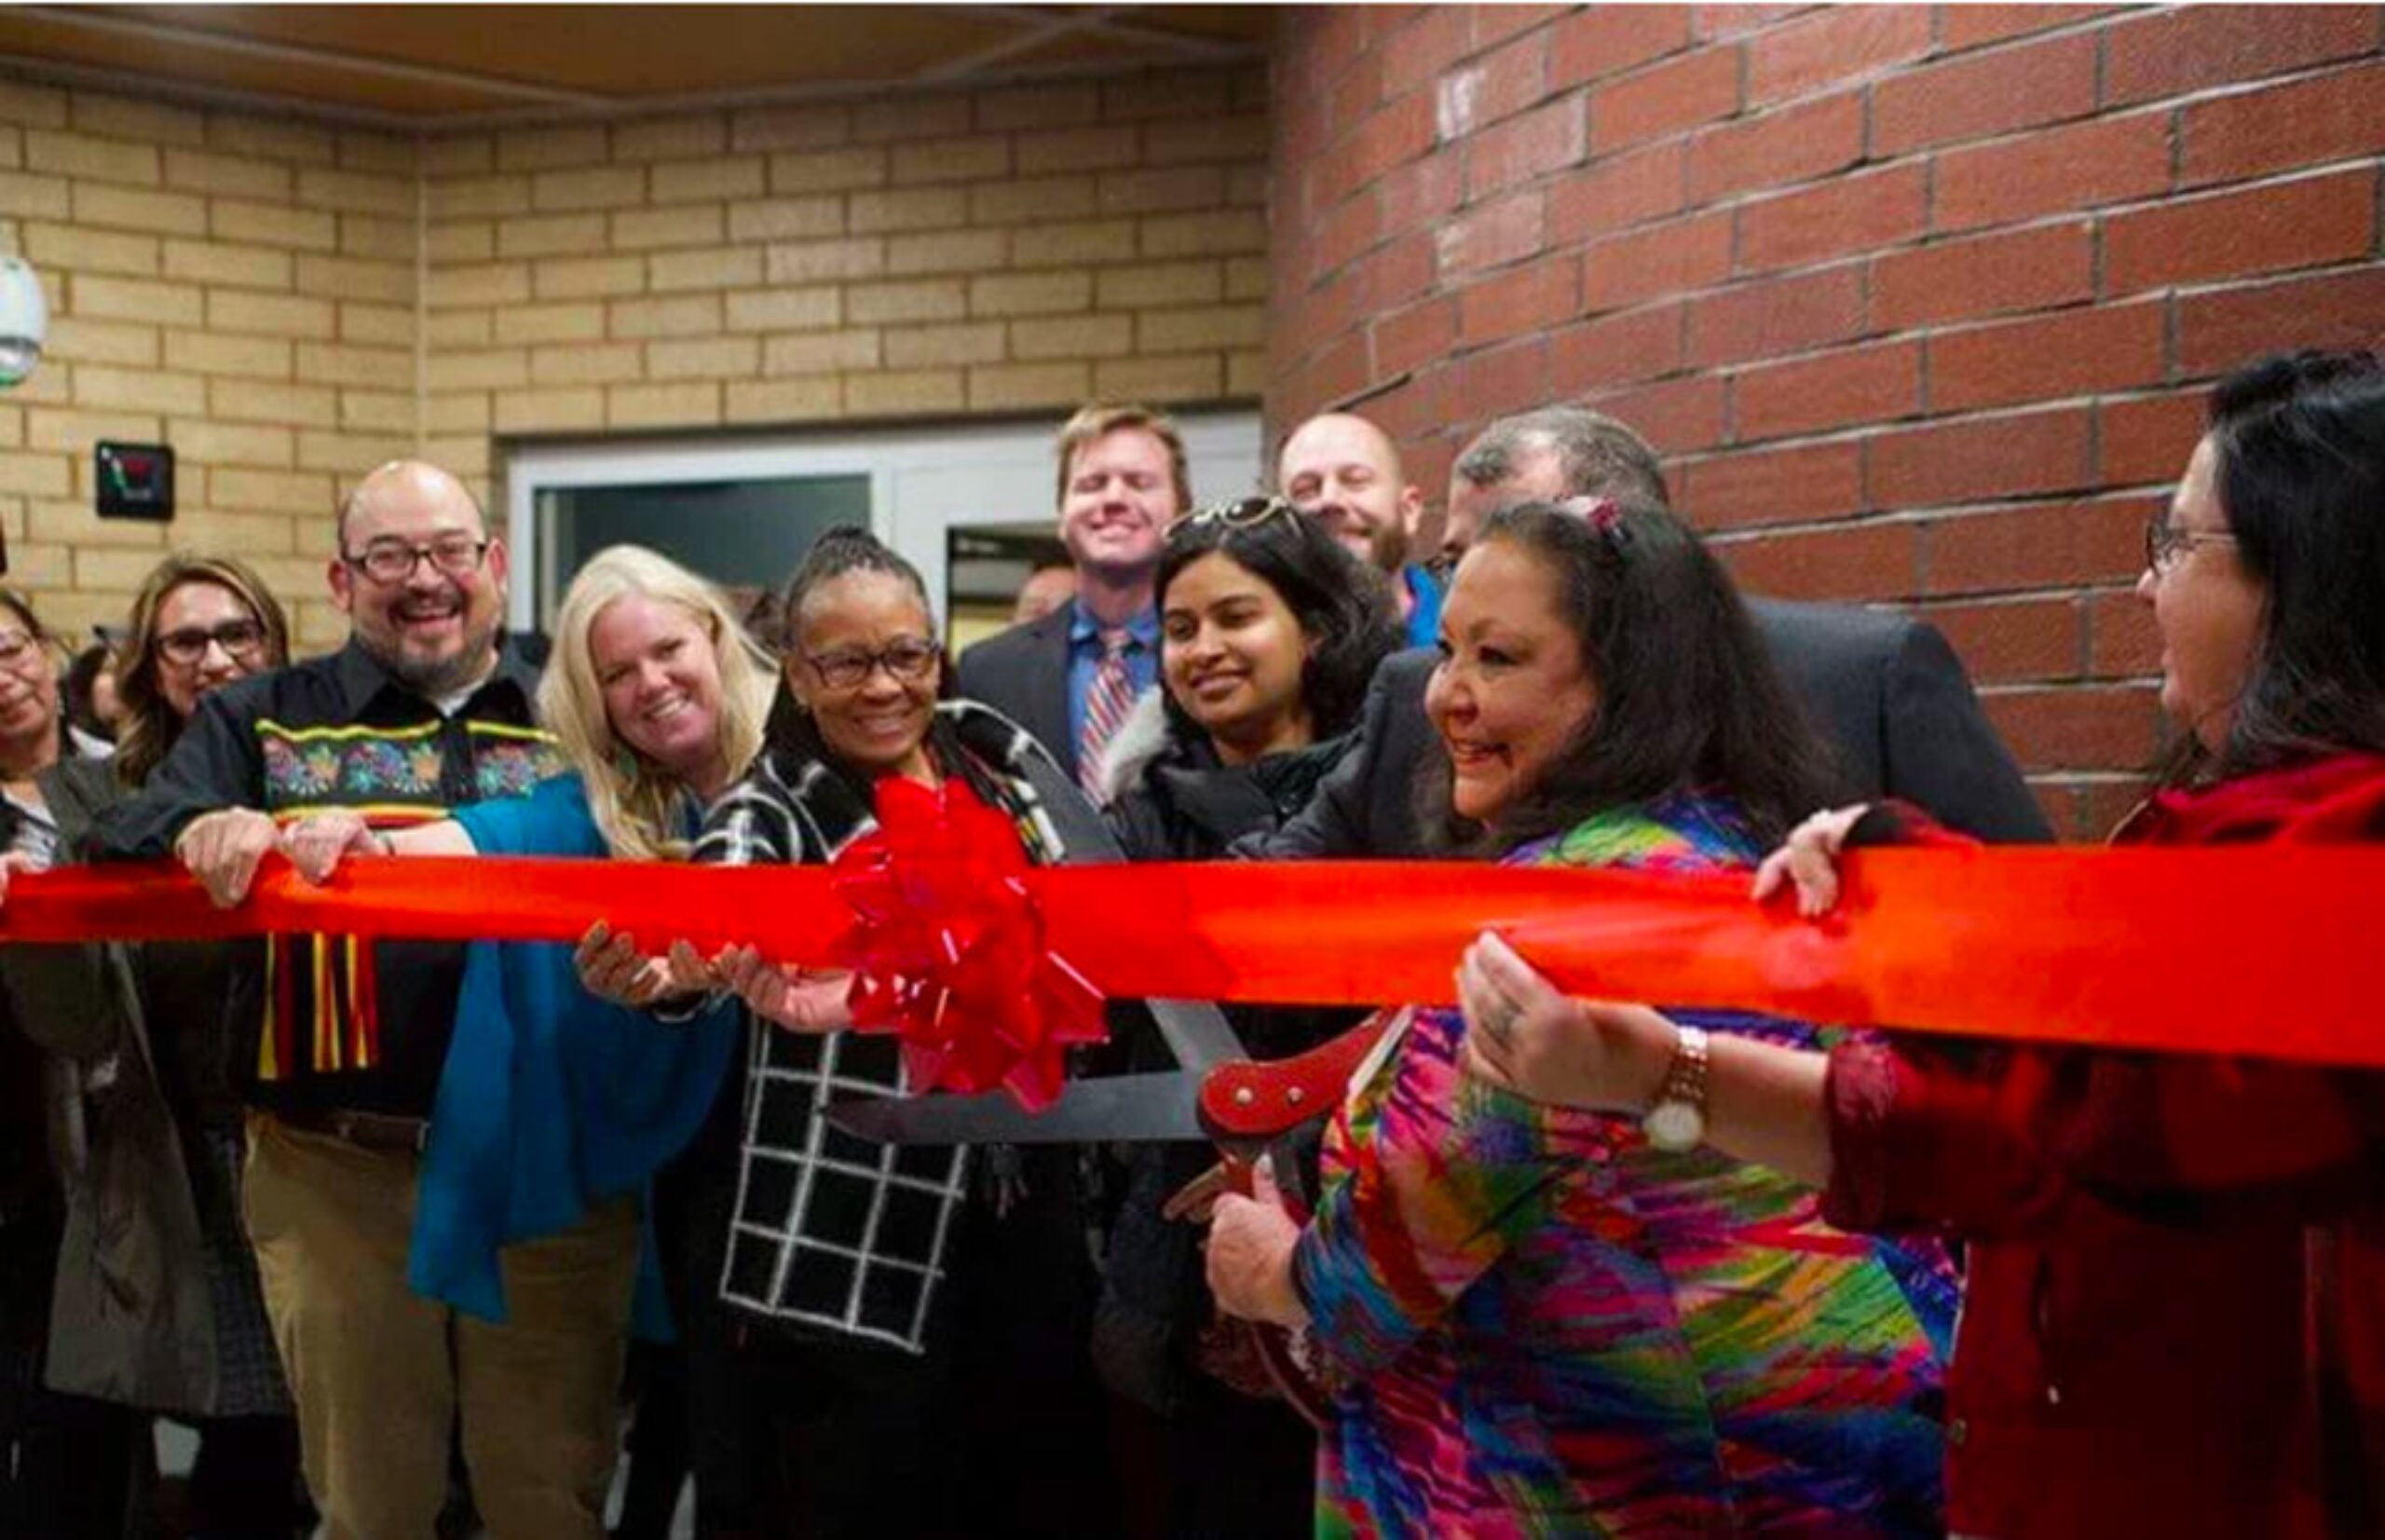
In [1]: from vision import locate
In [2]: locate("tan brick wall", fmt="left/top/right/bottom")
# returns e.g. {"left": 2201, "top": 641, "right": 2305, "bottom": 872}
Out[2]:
{"left": 421, "top": 65, "right": 1270, "bottom": 513}
{"left": 0, "top": 63, "right": 1270, "bottom": 654}
{"left": 0, "top": 81, "right": 417, "bottom": 650}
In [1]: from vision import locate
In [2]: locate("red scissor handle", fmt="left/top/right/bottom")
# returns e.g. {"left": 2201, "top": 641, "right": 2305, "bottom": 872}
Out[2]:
{"left": 1198, "top": 1012, "right": 1392, "bottom": 1142}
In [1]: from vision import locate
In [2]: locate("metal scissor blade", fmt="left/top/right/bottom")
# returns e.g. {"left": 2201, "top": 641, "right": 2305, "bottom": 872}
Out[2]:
{"left": 826, "top": 1069, "right": 1207, "bottom": 1147}
{"left": 1146, "top": 997, "right": 1247, "bottom": 1075}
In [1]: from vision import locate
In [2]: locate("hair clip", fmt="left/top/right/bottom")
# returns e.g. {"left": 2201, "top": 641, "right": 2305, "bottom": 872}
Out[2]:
{"left": 1555, "top": 496, "right": 1631, "bottom": 547}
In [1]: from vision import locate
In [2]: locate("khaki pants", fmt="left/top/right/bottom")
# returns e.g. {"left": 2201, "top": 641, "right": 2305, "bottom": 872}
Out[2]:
{"left": 243, "top": 1112, "right": 637, "bottom": 1540}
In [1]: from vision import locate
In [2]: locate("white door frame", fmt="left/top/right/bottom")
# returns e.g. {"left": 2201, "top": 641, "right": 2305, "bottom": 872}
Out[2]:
{"left": 503, "top": 412, "right": 1264, "bottom": 634}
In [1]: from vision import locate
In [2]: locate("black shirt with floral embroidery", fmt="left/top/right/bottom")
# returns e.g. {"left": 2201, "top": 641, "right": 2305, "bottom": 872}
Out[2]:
{"left": 96, "top": 639, "right": 559, "bottom": 1116}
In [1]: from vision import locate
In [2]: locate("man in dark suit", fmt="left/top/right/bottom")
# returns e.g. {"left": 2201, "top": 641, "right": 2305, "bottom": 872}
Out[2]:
{"left": 957, "top": 402, "right": 1188, "bottom": 795}
{"left": 1250, "top": 408, "right": 2050, "bottom": 857}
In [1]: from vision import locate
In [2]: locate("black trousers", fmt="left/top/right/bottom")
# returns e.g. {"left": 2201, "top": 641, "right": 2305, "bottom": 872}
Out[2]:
{"left": 686, "top": 1324, "right": 952, "bottom": 1539}
{"left": 2, "top": 1212, "right": 145, "bottom": 1540}
{"left": 186, "top": 1412, "right": 306, "bottom": 1540}
{"left": 674, "top": 1149, "right": 1122, "bottom": 1540}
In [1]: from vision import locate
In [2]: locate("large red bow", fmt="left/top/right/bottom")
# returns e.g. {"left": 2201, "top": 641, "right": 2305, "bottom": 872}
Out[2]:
{"left": 830, "top": 776, "right": 1107, "bottom": 1109}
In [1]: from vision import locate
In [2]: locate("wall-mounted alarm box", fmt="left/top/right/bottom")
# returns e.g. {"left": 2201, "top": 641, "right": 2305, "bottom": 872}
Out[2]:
{"left": 96, "top": 442, "right": 174, "bottom": 521}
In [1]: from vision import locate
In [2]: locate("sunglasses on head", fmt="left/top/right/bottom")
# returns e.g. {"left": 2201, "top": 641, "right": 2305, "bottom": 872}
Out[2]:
{"left": 1172, "top": 495, "right": 1298, "bottom": 534}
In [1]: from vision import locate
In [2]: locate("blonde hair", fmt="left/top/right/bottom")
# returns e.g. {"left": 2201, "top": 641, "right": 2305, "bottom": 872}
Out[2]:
{"left": 539, "top": 546, "right": 775, "bottom": 861}
{"left": 1054, "top": 401, "right": 1191, "bottom": 513}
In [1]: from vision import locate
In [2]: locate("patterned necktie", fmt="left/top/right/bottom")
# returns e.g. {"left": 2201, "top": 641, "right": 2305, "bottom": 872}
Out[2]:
{"left": 1078, "top": 627, "right": 1135, "bottom": 799}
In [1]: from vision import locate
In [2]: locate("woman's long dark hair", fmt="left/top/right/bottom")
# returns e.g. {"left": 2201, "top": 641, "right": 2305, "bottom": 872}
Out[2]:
{"left": 2174, "top": 348, "right": 2385, "bottom": 786}
{"left": 1156, "top": 500, "right": 1402, "bottom": 747}
{"left": 1420, "top": 500, "right": 1837, "bottom": 853}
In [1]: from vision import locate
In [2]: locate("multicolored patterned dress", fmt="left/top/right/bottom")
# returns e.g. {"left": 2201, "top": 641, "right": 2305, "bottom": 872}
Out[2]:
{"left": 1290, "top": 795, "right": 1957, "bottom": 1537}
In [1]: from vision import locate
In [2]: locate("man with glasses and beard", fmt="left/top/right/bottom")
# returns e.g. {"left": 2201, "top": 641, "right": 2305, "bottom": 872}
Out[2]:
{"left": 99, "top": 460, "right": 635, "bottom": 1540}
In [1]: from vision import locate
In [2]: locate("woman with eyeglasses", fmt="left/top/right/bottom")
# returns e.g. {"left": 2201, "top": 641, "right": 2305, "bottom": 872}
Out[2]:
{"left": 0, "top": 560, "right": 301, "bottom": 1536}
{"left": 596, "top": 525, "right": 1125, "bottom": 1538}
{"left": 1204, "top": 500, "right": 1957, "bottom": 1535}
{"left": 1091, "top": 496, "right": 1399, "bottom": 1538}
{"left": 1451, "top": 349, "right": 2385, "bottom": 1538}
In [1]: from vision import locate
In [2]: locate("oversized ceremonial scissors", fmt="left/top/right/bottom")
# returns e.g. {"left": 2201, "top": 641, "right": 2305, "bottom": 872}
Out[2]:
{"left": 827, "top": 1001, "right": 1398, "bottom": 1428}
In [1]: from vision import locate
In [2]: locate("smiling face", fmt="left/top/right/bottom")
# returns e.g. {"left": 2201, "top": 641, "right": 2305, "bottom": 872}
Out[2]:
{"left": 1161, "top": 551, "right": 1315, "bottom": 763}
{"left": 590, "top": 593, "right": 728, "bottom": 794}
{"left": 1279, "top": 413, "right": 1421, "bottom": 574}
{"left": 153, "top": 579, "right": 268, "bottom": 721}
{"left": 1424, "top": 538, "right": 1599, "bottom": 825}
{"left": 789, "top": 569, "right": 940, "bottom": 781}
{"left": 331, "top": 461, "right": 509, "bottom": 699}
{"left": 2136, "top": 433, "right": 2267, "bottom": 753}
{"left": 0, "top": 602, "right": 55, "bottom": 754}
{"left": 1059, "top": 426, "right": 1179, "bottom": 582}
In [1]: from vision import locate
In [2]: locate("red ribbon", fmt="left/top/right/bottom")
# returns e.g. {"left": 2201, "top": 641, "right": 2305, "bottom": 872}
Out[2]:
{"left": 3, "top": 845, "right": 2379, "bottom": 1068}
{"left": 830, "top": 777, "right": 1105, "bottom": 1109}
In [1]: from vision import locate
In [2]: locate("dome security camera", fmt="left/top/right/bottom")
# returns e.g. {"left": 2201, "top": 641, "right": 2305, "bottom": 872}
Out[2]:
{"left": 0, "top": 257, "right": 48, "bottom": 388}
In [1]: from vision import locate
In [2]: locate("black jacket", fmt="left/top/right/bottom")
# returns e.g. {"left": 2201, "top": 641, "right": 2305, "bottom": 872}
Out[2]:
{"left": 955, "top": 606, "right": 1078, "bottom": 783}
{"left": 1247, "top": 599, "right": 2051, "bottom": 860}
{"left": 94, "top": 640, "right": 557, "bottom": 1116}
{"left": 1097, "top": 696, "right": 1363, "bottom": 1414}
{"left": 1107, "top": 697, "right": 1355, "bottom": 859}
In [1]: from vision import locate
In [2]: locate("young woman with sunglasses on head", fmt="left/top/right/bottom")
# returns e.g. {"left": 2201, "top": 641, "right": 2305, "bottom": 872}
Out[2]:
{"left": 1092, "top": 496, "right": 1401, "bottom": 1539}
{"left": 1102, "top": 497, "right": 1402, "bottom": 861}
{"left": 0, "top": 558, "right": 304, "bottom": 1537}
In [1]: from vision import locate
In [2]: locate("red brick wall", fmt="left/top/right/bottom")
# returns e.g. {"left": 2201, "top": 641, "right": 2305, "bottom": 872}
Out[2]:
{"left": 1266, "top": 4, "right": 2385, "bottom": 835}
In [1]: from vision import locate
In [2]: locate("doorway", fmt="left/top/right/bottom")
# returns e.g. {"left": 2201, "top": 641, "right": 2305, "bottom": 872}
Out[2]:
{"left": 504, "top": 413, "right": 1262, "bottom": 648}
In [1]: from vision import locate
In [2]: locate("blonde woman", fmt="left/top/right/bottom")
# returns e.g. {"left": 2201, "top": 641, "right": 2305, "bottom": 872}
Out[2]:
{"left": 280, "top": 545, "right": 773, "bottom": 1341}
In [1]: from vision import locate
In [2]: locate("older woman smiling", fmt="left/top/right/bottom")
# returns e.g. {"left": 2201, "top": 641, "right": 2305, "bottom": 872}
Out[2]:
{"left": 1206, "top": 499, "right": 1956, "bottom": 1535}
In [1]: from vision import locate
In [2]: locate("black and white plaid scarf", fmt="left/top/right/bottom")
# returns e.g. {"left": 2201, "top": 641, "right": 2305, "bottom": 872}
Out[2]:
{"left": 691, "top": 697, "right": 1094, "bottom": 1353}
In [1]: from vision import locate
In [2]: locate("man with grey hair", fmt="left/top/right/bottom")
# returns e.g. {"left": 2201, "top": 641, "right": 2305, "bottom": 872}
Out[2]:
{"left": 1439, "top": 406, "right": 1668, "bottom": 571}
{"left": 1250, "top": 407, "right": 2050, "bottom": 858}
{"left": 101, "top": 460, "right": 634, "bottom": 1538}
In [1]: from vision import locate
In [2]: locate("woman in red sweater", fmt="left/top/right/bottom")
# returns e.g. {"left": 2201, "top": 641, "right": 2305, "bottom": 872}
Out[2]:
{"left": 1454, "top": 348, "right": 2385, "bottom": 1539}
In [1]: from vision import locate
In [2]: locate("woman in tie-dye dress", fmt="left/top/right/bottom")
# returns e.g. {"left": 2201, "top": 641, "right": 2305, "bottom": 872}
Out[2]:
{"left": 1208, "top": 499, "right": 1956, "bottom": 1536}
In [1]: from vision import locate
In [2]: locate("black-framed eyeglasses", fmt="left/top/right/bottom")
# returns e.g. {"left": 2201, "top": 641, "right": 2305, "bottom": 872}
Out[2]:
{"left": 2144, "top": 516, "right": 2237, "bottom": 576}
{"left": 157, "top": 619, "right": 267, "bottom": 666}
{"left": 341, "top": 535, "right": 491, "bottom": 585}
{"left": 1173, "top": 495, "right": 1298, "bottom": 534}
{"left": 803, "top": 636, "right": 940, "bottom": 690}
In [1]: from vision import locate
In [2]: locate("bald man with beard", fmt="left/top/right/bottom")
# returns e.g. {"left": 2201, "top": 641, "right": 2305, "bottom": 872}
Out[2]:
{"left": 1279, "top": 411, "right": 1445, "bottom": 647}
